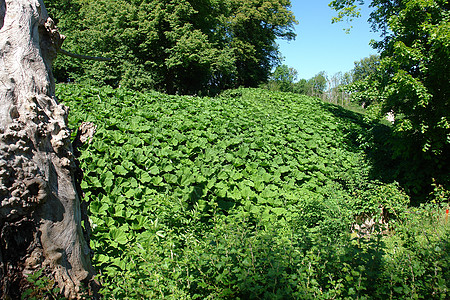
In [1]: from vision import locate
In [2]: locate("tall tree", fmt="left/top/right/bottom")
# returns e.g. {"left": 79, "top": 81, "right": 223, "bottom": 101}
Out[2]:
{"left": 221, "top": 0, "right": 297, "bottom": 88}
{"left": 346, "top": 55, "right": 381, "bottom": 107}
{"left": 269, "top": 64, "right": 298, "bottom": 92}
{"left": 328, "top": 71, "right": 352, "bottom": 105}
{"left": 308, "top": 71, "right": 328, "bottom": 98}
{"left": 352, "top": 54, "right": 380, "bottom": 82}
{"left": 330, "top": 0, "right": 450, "bottom": 195}
{"left": 45, "top": 0, "right": 297, "bottom": 94}
{"left": 0, "top": 0, "right": 96, "bottom": 298}
{"left": 293, "top": 78, "right": 310, "bottom": 95}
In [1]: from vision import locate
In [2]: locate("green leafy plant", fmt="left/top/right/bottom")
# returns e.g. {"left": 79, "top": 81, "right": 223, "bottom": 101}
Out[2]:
{"left": 58, "top": 84, "right": 448, "bottom": 298}
{"left": 330, "top": 0, "right": 450, "bottom": 199}
{"left": 46, "top": 0, "right": 297, "bottom": 94}
{"left": 22, "top": 269, "right": 62, "bottom": 300}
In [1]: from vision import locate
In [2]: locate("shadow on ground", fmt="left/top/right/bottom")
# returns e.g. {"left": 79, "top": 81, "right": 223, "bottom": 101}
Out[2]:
{"left": 319, "top": 101, "right": 449, "bottom": 204}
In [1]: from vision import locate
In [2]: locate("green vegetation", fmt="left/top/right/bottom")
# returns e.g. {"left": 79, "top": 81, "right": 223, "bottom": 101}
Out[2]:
{"left": 269, "top": 0, "right": 449, "bottom": 199}
{"left": 266, "top": 64, "right": 299, "bottom": 93}
{"left": 36, "top": 1, "right": 449, "bottom": 298}
{"left": 265, "top": 67, "right": 330, "bottom": 100}
{"left": 22, "top": 269, "right": 61, "bottom": 300}
{"left": 58, "top": 84, "right": 449, "bottom": 299}
{"left": 330, "top": 0, "right": 450, "bottom": 198}
{"left": 45, "top": 0, "right": 296, "bottom": 94}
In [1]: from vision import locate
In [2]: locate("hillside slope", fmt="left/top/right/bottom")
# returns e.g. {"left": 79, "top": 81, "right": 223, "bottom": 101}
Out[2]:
{"left": 57, "top": 85, "right": 448, "bottom": 299}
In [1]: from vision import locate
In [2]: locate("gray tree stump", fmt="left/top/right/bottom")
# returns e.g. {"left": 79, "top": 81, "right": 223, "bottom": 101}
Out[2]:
{"left": 0, "top": 0, "right": 96, "bottom": 298}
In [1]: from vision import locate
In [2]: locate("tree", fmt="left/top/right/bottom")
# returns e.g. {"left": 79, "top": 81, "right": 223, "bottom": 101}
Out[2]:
{"left": 328, "top": 71, "right": 353, "bottom": 105}
{"left": 352, "top": 54, "right": 380, "bottom": 82}
{"left": 269, "top": 64, "right": 298, "bottom": 92}
{"left": 45, "top": 0, "right": 297, "bottom": 95}
{"left": 308, "top": 71, "right": 328, "bottom": 99}
{"left": 221, "top": 0, "right": 297, "bottom": 88}
{"left": 291, "top": 72, "right": 329, "bottom": 98}
{"left": 293, "top": 78, "right": 310, "bottom": 95}
{"left": 345, "top": 55, "right": 381, "bottom": 107}
{"left": 330, "top": 0, "right": 450, "bottom": 196}
{"left": 0, "top": 0, "right": 96, "bottom": 298}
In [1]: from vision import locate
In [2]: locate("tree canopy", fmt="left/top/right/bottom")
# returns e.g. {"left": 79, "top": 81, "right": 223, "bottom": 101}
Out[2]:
{"left": 268, "top": 64, "right": 298, "bottom": 92}
{"left": 352, "top": 54, "right": 380, "bottom": 82}
{"left": 45, "top": 0, "right": 297, "bottom": 95}
{"left": 330, "top": 0, "right": 450, "bottom": 194}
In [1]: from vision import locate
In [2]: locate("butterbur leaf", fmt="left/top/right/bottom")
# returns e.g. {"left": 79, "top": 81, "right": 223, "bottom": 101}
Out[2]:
{"left": 164, "top": 173, "right": 178, "bottom": 184}
{"left": 111, "top": 258, "right": 126, "bottom": 270}
{"left": 236, "top": 145, "right": 249, "bottom": 158}
{"left": 180, "top": 173, "right": 195, "bottom": 186}
{"left": 163, "top": 164, "right": 174, "bottom": 172}
{"left": 129, "top": 136, "right": 144, "bottom": 146}
{"left": 232, "top": 171, "right": 243, "bottom": 181}
{"left": 80, "top": 180, "right": 89, "bottom": 189}
{"left": 104, "top": 178, "right": 113, "bottom": 188}
{"left": 227, "top": 186, "right": 241, "bottom": 200}
{"left": 207, "top": 178, "right": 217, "bottom": 189}
{"left": 114, "top": 165, "right": 128, "bottom": 175}
{"left": 109, "top": 228, "right": 128, "bottom": 245}
{"left": 96, "top": 254, "right": 110, "bottom": 264}
{"left": 135, "top": 153, "right": 148, "bottom": 165}
{"left": 149, "top": 165, "right": 160, "bottom": 175}
{"left": 137, "top": 231, "right": 154, "bottom": 245}
{"left": 122, "top": 160, "right": 135, "bottom": 171}
{"left": 139, "top": 171, "right": 152, "bottom": 183}
{"left": 93, "top": 140, "right": 108, "bottom": 152}
{"left": 279, "top": 165, "right": 290, "bottom": 173}
{"left": 90, "top": 177, "right": 102, "bottom": 188}
{"left": 217, "top": 170, "right": 228, "bottom": 180}
{"left": 217, "top": 187, "right": 228, "bottom": 198}
{"left": 125, "top": 188, "right": 138, "bottom": 198}
{"left": 151, "top": 176, "right": 163, "bottom": 186}
{"left": 114, "top": 204, "right": 125, "bottom": 217}
{"left": 261, "top": 172, "right": 272, "bottom": 183}
{"left": 272, "top": 207, "right": 286, "bottom": 216}
{"left": 90, "top": 201, "right": 102, "bottom": 214}
{"left": 240, "top": 186, "right": 254, "bottom": 199}
{"left": 254, "top": 180, "right": 265, "bottom": 192}
{"left": 129, "top": 177, "right": 139, "bottom": 188}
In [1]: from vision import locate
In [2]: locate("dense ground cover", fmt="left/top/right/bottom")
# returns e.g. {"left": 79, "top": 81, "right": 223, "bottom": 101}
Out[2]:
{"left": 57, "top": 85, "right": 449, "bottom": 299}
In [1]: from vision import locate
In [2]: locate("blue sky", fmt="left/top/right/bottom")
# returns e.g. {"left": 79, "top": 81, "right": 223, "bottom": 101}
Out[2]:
{"left": 276, "top": 1, "right": 382, "bottom": 80}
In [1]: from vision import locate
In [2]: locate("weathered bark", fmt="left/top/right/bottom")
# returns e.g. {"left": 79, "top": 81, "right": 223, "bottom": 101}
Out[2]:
{"left": 0, "top": 0, "right": 96, "bottom": 298}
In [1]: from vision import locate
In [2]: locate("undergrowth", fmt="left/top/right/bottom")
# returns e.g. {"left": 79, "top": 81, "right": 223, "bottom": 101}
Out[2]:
{"left": 52, "top": 84, "right": 449, "bottom": 299}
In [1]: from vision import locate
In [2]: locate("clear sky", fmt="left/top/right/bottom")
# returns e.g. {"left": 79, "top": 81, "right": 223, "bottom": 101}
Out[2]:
{"left": 277, "top": 1, "right": 381, "bottom": 80}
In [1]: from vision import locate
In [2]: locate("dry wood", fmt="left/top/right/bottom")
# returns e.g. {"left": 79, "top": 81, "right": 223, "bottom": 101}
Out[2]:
{"left": 0, "top": 0, "right": 97, "bottom": 298}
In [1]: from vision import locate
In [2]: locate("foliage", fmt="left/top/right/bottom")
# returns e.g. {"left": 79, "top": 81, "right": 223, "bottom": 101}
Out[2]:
{"left": 330, "top": 0, "right": 450, "bottom": 197}
{"left": 344, "top": 55, "right": 381, "bottom": 108}
{"left": 266, "top": 67, "right": 353, "bottom": 106}
{"left": 22, "top": 269, "right": 62, "bottom": 300}
{"left": 266, "top": 64, "right": 298, "bottom": 92}
{"left": 352, "top": 54, "right": 380, "bottom": 82}
{"left": 327, "top": 71, "right": 354, "bottom": 106}
{"left": 44, "top": 0, "right": 297, "bottom": 94}
{"left": 381, "top": 202, "right": 450, "bottom": 299}
{"left": 290, "top": 71, "right": 329, "bottom": 99}
{"left": 22, "top": 269, "right": 92, "bottom": 299}
{"left": 56, "top": 84, "right": 450, "bottom": 298}
{"left": 306, "top": 71, "right": 328, "bottom": 98}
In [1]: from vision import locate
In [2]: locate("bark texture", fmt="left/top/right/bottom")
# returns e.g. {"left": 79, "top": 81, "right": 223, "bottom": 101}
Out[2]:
{"left": 0, "top": 0, "right": 95, "bottom": 298}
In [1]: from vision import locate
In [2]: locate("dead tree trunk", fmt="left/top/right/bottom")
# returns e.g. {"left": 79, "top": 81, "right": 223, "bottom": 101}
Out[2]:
{"left": 0, "top": 0, "right": 96, "bottom": 298}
